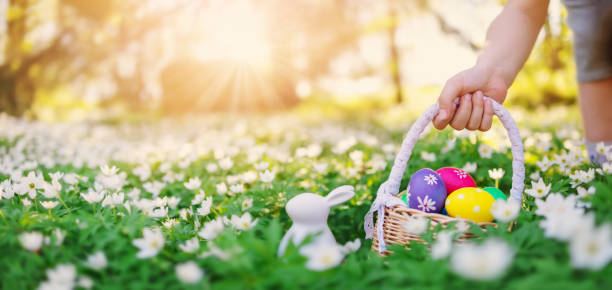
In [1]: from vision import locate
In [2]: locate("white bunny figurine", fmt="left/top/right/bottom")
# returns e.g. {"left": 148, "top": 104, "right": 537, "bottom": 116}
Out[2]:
{"left": 277, "top": 185, "right": 355, "bottom": 256}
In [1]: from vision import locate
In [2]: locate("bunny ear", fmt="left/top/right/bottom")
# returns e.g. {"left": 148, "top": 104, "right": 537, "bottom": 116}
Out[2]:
{"left": 325, "top": 185, "right": 355, "bottom": 207}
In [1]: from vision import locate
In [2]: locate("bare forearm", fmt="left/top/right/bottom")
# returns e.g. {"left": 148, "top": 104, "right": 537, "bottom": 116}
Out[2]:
{"left": 476, "top": 0, "right": 549, "bottom": 86}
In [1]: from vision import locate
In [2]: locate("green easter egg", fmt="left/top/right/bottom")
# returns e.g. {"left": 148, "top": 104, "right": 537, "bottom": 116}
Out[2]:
{"left": 483, "top": 187, "right": 507, "bottom": 200}
{"left": 401, "top": 192, "right": 409, "bottom": 205}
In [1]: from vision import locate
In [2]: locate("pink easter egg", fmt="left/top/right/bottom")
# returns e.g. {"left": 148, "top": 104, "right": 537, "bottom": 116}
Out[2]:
{"left": 436, "top": 167, "right": 477, "bottom": 195}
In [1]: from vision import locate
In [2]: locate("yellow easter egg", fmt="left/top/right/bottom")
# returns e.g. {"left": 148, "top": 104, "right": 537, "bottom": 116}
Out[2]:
{"left": 444, "top": 187, "right": 495, "bottom": 223}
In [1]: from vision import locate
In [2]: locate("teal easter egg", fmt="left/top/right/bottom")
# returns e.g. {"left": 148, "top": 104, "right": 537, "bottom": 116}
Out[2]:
{"left": 483, "top": 187, "right": 507, "bottom": 200}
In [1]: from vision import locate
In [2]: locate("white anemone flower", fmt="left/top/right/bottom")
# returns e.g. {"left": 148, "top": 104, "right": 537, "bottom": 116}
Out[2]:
{"left": 300, "top": 243, "right": 345, "bottom": 271}
{"left": 19, "top": 231, "right": 44, "bottom": 252}
{"left": 178, "top": 237, "right": 201, "bottom": 253}
{"left": 490, "top": 200, "right": 520, "bottom": 222}
{"left": 450, "top": 238, "right": 514, "bottom": 280}
{"left": 230, "top": 213, "right": 258, "bottom": 230}
{"left": 525, "top": 178, "right": 551, "bottom": 198}
{"left": 198, "top": 218, "right": 225, "bottom": 240}
{"left": 176, "top": 261, "right": 204, "bottom": 284}
{"left": 401, "top": 216, "right": 428, "bottom": 235}
{"left": 132, "top": 227, "right": 165, "bottom": 259}
{"left": 184, "top": 177, "right": 202, "bottom": 190}
{"left": 84, "top": 251, "right": 108, "bottom": 270}
{"left": 569, "top": 224, "right": 612, "bottom": 270}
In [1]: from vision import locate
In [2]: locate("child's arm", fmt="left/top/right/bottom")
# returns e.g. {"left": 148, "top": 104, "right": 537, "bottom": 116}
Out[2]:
{"left": 432, "top": 0, "right": 550, "bottom": 131}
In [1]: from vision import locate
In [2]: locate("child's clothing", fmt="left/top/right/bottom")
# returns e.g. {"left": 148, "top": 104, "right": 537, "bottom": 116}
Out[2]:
{"left": 563, "top": 0, "right": 612, "bottom": 82}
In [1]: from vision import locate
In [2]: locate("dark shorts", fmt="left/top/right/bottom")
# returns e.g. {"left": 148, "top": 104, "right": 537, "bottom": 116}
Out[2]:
{"left": 562, "top": 0, "right": 612, "bottom": 82}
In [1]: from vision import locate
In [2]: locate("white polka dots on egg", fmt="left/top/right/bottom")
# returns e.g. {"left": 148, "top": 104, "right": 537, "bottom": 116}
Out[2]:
{"left": 446, "top": 199, "right": 450, "bottom": 205}
{"left": 473, "top": 205, "right": 480, "bottom": 212}
{"left": 458, "top": 194, "right": 464, "bottom": 199}
{"left": 476, "top": 188, "right": 482, "bottom": 192}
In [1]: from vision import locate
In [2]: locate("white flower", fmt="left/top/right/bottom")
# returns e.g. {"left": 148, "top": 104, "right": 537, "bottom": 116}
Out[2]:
{"left": 63, "top": 173, "right": 80, "bottom": 185}
{"left": 450, "top": 238, "right": 514, "bottom": 280}
{"left": 402, "top": 216, "right": 428, "bottom": 235}
{"left": 49, "top": 228, "right": 66, "bottom": 246}
{"left": 219, "top": 157, "right": 233, "bottom": 170}
{"left": 431, "top": 231, "right": 454, "bottom": 260}
{"left": 569, "top": 224, "right": 612, "bottom": 270}
{"left": 313, "top": 162, "right": 329, "bottom": 173}
{"left": 179, "top": 237, "right": 200, "bottom": 253}
{"left": 132, "top": 164, "right": 151, "bottom": 182}
{"left": 176, "top": 261, "right": 204, "bottom": 284}
{"left": 167, "top": 196, "right": 180, "bottom": 208}
{"left": 198, "top": 218, "right": 225, "bottom": 240}
{"left": 349, "top": 150, "right": 364, "bottom": 163}
{"left": 77, "top": 276, "right": 94, "bottom": 289}
{"left": 41, "top": 182, "right": 59, "bottom": 198}
{"left": 462, "top": 162, "right": 477, "bottom": 174}
{"left": 19, "top": 231, "right": 43, "bottom": 252}
{"left": 15, "top": 171, "right": 43, "bottom": 199}
{"left": 441, "top": 139, "right": 456, "bottom": 154}
{"left": 525, "top": 178, "right": 551, "bottom": 198}
{"left": 22, "top": 198, "right": 32, "bottom": 207}
{"left": 40, "top": 200, "right": 59, "bottom": 210}
{"left": 488, "top": 168, "right": 505, "bottom": 180}
{"left": 206, "top": 163, "right": 218, "bottom": 173}
{"left": 241, "top": 171, "right": 258, "bottom": 183}
{"left": 300, "top": 243, "right": 344, "bottom": 271}
{"left": 102, "top": 192, "right": 125, "bottom": 208}
{"left": 254, "top": 161, "right": 269, "bottom": 171}
{"left": 84, "top": 251, "right": 108, "bottom": 270}
{"left": 81, "top": 189, "right": 105, "bottom": 204}
{"left": 529, "top": 171, "right": 541, "bottom": 181}
{"left": 416, "top": 195, "right": 436, "bottom": 212}
{"left": 132, "top": 227, "right": 165, "bottom": 259}
{"left": 423, "top": 174, "right": 438, "bottom": 185}
{"left": 420, "top": 151, "right": 436, "bottom": 162}
{"left": 39, "top": 263, "right": 77, "bottom": 290}
{"left": 162, "top": 218, "right": 178, "bottom": 229}
{"left": 191, "top": 190, "right": 206, "bottom": 205}
{"left": 597, "top": 162, "right": 611, "bottom": 175}
{"left": 216, "top": 183, "right": 228, "bottom": 195}
{"left": 539, "top": 210, "right": 591, "bottom": 241}
{"left": 149, "top": 207, "right": 169, "bottom": 219}
{"left": 230, "top": 212, "right": 258, "bottom": 230}
{"left": 478, "top": 144, "right": 493, "bottom": 159}
{"left": 197, "top": 197, "right": 213, "bottom": 216}
{"left": 577, "top": 186, "right": 596, "bottom": 198}
{"left": 184, "top": 177, "right": 202, "bottom": 190}
{"left": 534, "top": 193, "right": 582, "bottom": 219}
{"left": 242, "top": 198, "right": 253, "bottom": 211}
{"left": 229, "top": 183, "right": 245, "bottom": 194}
{"left": 536, "top": 156, "right": 552, "bottom": 171}
{"left": 260, "top": 170, "right": 275, "bottom": 183}
{"left": 490, "top": 200, "right": 520, "bottom": 222}
{"left": 199, "top": 241, "right": 234, "bottom": 260}
{"left": 143, "top": 181, "right": 166, "bottom": 197}
{"left": 179, "top": 208, "right": 192, "bottom": 220}
{"left": 342, "top": 239, "right": 361, "bottom": 254}
{"left": 455, "top": 220, "right": 470, "bottom": 233}
{"left": 100, "top": 164, "right": 119, "bottom": 176}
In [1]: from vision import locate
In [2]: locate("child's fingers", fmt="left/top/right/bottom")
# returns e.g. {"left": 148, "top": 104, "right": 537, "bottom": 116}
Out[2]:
{"left": 450, "top": 94, "right": 472, "bottom": 130}
{"left": 466, "top": 91, "right": 484, "bottom": 130}
{"left": 480, "top": 98, "right": 494, "bottom": 131}
{"left": 433, "top": 77, "right": 462, "bottom": 130}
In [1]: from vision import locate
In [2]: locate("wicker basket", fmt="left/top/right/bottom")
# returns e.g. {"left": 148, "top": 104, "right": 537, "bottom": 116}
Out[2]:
{"left": 364, "top": 98, "right": 525, "bottom": 255}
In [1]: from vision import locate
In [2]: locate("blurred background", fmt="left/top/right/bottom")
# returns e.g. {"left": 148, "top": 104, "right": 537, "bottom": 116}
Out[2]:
{"left": 0, "top": 0, "right": 576, "bottom": 121}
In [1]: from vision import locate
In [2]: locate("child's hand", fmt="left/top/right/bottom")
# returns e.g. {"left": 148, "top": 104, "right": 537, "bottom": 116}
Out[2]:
{"left": 432, "top": 65, "right": 508, "bottom": 131}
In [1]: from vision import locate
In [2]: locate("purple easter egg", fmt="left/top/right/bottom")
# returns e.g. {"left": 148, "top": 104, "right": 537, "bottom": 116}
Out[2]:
{"left": 405, "top": 168, "right": 447, "bottom": 213}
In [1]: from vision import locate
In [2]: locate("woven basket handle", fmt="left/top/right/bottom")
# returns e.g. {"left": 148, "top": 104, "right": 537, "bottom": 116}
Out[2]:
{"left": 382, "top": 97, "right": 525, "bottom": 203}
